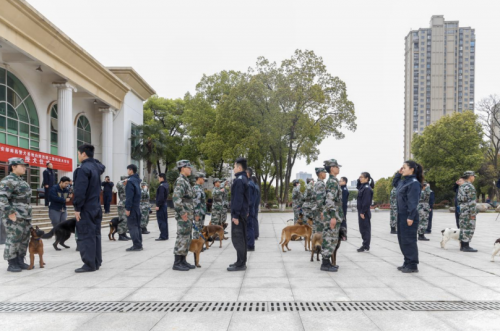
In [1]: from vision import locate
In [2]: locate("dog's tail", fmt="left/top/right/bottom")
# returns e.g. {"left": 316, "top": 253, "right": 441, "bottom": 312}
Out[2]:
{"left": 42, "top": 227, "right": 55, "bottom": 239}
{"left": 279, "top": 228, "right": 285, "bottom": 245}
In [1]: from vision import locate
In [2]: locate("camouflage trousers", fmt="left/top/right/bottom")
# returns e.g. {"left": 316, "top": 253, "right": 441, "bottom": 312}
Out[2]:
{"left": 211, "top": 208, "right": 223, "bottom": 226}
{"left": 417, "top": 203, "right": 430, "bottom": 235}
{"left": 459, "top": 213, "right": 476, "bottom": 243}
{"left": 320, "top": 212, "right": 341, "bottom": 259}
{"left": 302, "top": 208, "right": 312, "bottom": 223}
{"left": 2, "top": 218, "right": 30, "bottom": 260}
{"left": 174, "top": 215, "right": 193, "bottom": 256}
{"left": 390, "top": 208, "right": 397, "bottom": 228}
{"left": 221, "top": 208, "right": 228, "bottom": 224}
{"left": 117, "top": 205, "right": 128, "bottom": 234}
{"left": 140, "top": 204, "right": 150, "bottom": 229}
{"left": 193, "top": 215, "right": 203, "bottom": 239}
{"left": 293, "top": 208, "right": 301, "bottom": 224}
{"left": 312, "top": 210, "right": 322, "bottom": 234}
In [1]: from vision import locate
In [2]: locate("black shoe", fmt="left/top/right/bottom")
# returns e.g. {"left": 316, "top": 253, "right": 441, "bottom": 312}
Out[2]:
{"left": 155, "top": 238, "right": 168, "bottom": 241}
{"left": 255, "top": 237, "right": 259, "bottom": 240}
{"left": 126, "top": 246, "right": 143, "bottom": 251}
{"left": 7, "top": 258, "right": 22, "bottom": 272}
{"left": 401, "top": 267, "right": 418, "bottom": 273}
{"left": 180, "top": 255, "right": 195, "bottom": 269}
{"left": 460, "top": 241, "right": 478, "bottom": 252}
{"left": 227, "top": 265, "right": 247, "bottom": 271}
{"left": 418, "top": 234, "right": 430, "bottom": 241}
{"left": 390, "top": 227, "right": 397, "bottom": 234}
{"left": 118, "top": 234, "right": 130, "bottom": 241}
{"left": 173, "top": 255, "right": 189, "bottom": 271}
{"left": 141, "top": 227, "right": 150, "bottom": 234}
{"left": 247, "top": 247, "right": 255, "bottom": 251}
{"left": 224, "top": 231, "right": 228, "bottom": 234}
{"left": 320, "top": 258, "right": 338, "bottom": 272}
{"left": 75, "top": 268, "right": 95, "bottom": 273}
{"left": 397, "top": 265, "right": 405, "bottom": 271}
{"left": 357, "top": 246, "right": 369, "bottom": 253}
{"left": 17, "top": 254, "right": 29, "bottom": 270}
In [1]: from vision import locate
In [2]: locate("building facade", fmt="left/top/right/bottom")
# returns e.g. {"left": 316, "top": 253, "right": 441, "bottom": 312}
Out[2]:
{"left": 296, "top": 171, "right": 312, "bottom": 181}
{"left": 404, "top": 15, "right": 476, "bottom": 160}
{"left": 0, "top": 0, "right": 155, "bottom": 197}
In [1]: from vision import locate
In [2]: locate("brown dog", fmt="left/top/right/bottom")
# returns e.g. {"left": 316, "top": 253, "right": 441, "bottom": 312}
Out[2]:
{"left": 279, "top": 223, "right": 312, "bottom": 252}
{"left": 28, "top": 226, "right": 46, "bottom": 270}
{"left": 201, "top": 225, "right": 226, "bottom": 249}
{"left": 108, "top": 217, "right": 123, "bottom": 241}
{"left": 310, "top": 227, "right": 348, "bottom": 266}
{"left": 189, "top": 238, "right": 204, "bottom": 268}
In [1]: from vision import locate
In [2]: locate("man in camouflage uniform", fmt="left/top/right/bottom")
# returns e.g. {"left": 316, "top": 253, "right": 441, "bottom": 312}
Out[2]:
{"left": 172, "top": 160, "right": 196, "bottom": 271}
{"left": 193, "top": 173, "right": 207, "bottom": 239}
{"left": 389, "top": 187, "right": 397, "bottom": 234}
{"left": 320, "top": 159, "right": 344, "bottom": 272}
{"left": 301, "top": 178, "right": 315, "bottom": 223}
{"left": 116, "top": 176, "right": 131, "bottom": 241}
{"left": 140, "top": 182, "right": 151, "bottom": 235}
{"left": 291, "top": 179, "right": 302, "bottom": 224}
{"left": 211, "top": 178, "right": 223, "bottom": 226}
{"left": 458, "top": 171, "right": 478, "bottom": 252}
{"left": 417, "top": 182, "right": 431, "bottom": 241}
{"left": 311, "top": 168, "right": 327, "bottom": 234}
{"left": 0, "top": 158, "right": 32, "bottom": 272}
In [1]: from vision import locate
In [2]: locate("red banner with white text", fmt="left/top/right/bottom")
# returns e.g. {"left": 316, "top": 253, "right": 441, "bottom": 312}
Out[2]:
{"left": 0, "top": 143, "right": 73, "bottom": 172}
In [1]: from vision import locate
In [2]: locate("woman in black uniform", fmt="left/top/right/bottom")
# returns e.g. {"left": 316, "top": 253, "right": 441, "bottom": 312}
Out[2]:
{"left": 356, "top": 172, "right": 374, "bottom": 252}
{"left": 392, "top": 161, "right": 424, "bottom": 273}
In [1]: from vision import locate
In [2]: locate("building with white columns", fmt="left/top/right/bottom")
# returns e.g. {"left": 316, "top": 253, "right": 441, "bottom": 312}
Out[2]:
{"left": 0, "top": 0, "right": 155, "bottom": 195}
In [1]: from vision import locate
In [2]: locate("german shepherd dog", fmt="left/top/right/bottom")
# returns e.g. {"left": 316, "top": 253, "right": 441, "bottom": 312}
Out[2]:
{"left": 310, "top": 227, "right": 348, "bottom": 267}
{"left": 108, "top": 217, "right": 124, "bottom": 241}
{"left": 28, "top": 226, "right": 46, "bottom": 270}
{"left": 42, "top": 218, "right": 77, "bottom": 250}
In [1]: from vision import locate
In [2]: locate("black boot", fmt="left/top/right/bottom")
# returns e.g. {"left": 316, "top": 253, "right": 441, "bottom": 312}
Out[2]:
{"left": 118, "top": 234, "right": 130, "bottom": 241}
{"left": 7, "top": 258, "right": 22, "bottom": 272}
{"left": 390, "top": 227, "right": 397, "bottom": 234}
{"left": 320, "top": 258, "right": 338, "bottom": 272}
{"left": 180, "top": 255, "right": 196, "bottom": 269}
{"left": 460, "top": 241, "right": 478, "bottom": 252}
{"left": 418, "top": 234, "right": 430, "bottom": 241}
{"left": 141, "top": 227, "right": 150, "bottom": 234}
{"left": 172, "top": 255, "right": 189, "bottom": 271}
{"left": 17, "top": 254, "right": 29, "bottom": 270}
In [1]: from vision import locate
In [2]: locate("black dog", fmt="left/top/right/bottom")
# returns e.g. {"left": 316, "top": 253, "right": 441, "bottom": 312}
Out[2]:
{"left": 331, "top": 227, "right": 347, "bottom": 268}
{"left": 42, "top": 218, "right": 77, "bottom": 251}
{"left": 108, "top": 217, "right": 124, "bottom": 241}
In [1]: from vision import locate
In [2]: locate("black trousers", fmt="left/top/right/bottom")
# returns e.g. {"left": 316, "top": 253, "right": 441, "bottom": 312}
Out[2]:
{"left": 44, "top": 187, "right": 50, "bottom": 206}
{"left": 76, "top": 206, "right": 102, "bottom": 271}
{"left": 231, "top": 216, "right": 247, "bottom": 267}
{"left": 103, "top": 193, "right": 112, "bottom": 213}
{"left": 455, "top": 211, "right": 460, "bottom": 228}
{"left": 157, "top": 205, "right": 169, "bottom": 239}
{"left": 397, "top": 213, "right": 419, "bottom": 270}
{"left": 127, "top": 209, "right": 143, "bottom": 249}
{"left": 254, "top": 212, "right": 259, "bottom": 239}
{"left": 358, "top": 210, "right": 371, "bottom": 249}
{"left": 426, "top": 210, "right": 434, "bottom": 232}
{"left": 246, "top": 215, "right": 255, "bottom": 249}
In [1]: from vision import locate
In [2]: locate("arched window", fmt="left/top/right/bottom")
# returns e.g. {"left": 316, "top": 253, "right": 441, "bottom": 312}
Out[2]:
{"left": 0, "top": 67, "right": 40, "bottom": 150}
{"left": 50, "top": 104, "right": 58, "bottom": 155}
{"left": 76, "top": 115, "right": 91, "bottom": 164}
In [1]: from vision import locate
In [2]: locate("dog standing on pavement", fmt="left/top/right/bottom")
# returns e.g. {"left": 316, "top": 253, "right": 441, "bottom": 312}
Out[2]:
{"left": 440, "top": 228, "right": 460, "bottom": 249}
{"left": 42, "top": 218, "right": 76, "bottom": 250}
{"left": 189, "top": 238, "right": 204, "bottom": 268}
{"left": 310, "top": 227, "right": 347, "bottom": 266}
{"left": 279, "top": 223, "right": 312, "bottom": 252}
{"left": 201, "top": 225, "right": 226, "bottom": 249}
{"left": 108, "top": 217, "right": 124, "bottom": 241}
{"left": 492, "top": 239, "right": 500, "bottom": 262}
{"left": 28, "top": 226, "right": 46, "bottom": 270}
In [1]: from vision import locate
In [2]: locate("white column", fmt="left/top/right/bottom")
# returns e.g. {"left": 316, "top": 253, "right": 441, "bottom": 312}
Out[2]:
{"left": 99, "top": 107, "right": 114, "bottom": 180}
{"left": 52, "top": 82, "right": 77, "bottom": 177}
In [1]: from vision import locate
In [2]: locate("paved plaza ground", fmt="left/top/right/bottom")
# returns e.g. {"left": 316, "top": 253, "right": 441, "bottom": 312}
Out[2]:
{"left": 1, "top": 210, "right": 500, "bottom": 330}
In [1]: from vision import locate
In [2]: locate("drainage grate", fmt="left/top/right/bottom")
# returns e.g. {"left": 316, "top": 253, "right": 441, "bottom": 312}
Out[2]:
{"left": 1, "top": 301, "right": 500, "bottom": 313}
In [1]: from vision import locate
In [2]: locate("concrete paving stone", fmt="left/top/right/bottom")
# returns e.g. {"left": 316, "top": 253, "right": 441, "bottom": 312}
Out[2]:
{"left": 422, "top": 276, "right": 482, "bottom": 288}
{"left": 181, "top": 287, "right": 240, "bottom": 302}
{"left": 238, "top": 288, "right": 295, "bottom": 302}
{"left": 0, "top": 286, "right": 38, "bottom": 302}
{"left": 119, "top": 268, "right": 164, "bottom": 278}
{"left": 123, "top": 287, "right": 188, "bottom": 301}
{"left": 292, "top": 287, "right": 350, "bottom": 302}
{"left": 8, "top": 287, "right": 87, "bottom": 302}
{"left": 76, "top": 312, "right": 166, "bottom": 331}
{"left": 285, "top": 268, "right": 333, "bottom": 279}
{"left": 444, "top": 287, "right": 500, "bottom": 300}
{"left": 391, "top": 286, "right": 461, "bottom": 301}
{"left": 462, "top": 276, "right": 500, "bottom": 287}
{"left": 242, "top": 277, "right": 291, "bottom": 289}
{"left": 151, "top": 312, "right": 232, "bottom": 331}
{"left": 430, "top": 311, "right": 500, "bottom": 330}
{"left": 288, "top": 277, "right": 339, "bottom": 289}
{"left": 299, "top": 311, "right": 379, "bottom": 331}
{"left": 68, "top": 287, "right": 137, "bottom": 301}
{"left": 343, "top": 287, "right": 406, "bottom": 301}
{"left": 229, "top": 312, "right": 304, "bottom": 331}
{"left": 245, "top": 268, "right": 287, "bottom": 278}
{"left": 94, "top": 276, "right": 156, "bottom": 288}
{"left": 44, "top": 275, "right": 113, "bottom": 288}
{"left": 375, "top": 275, "right": 432, "bottom": 288}
{"left": 144, "top": 276, "right": 200, "bottom": 288}
{"left": 192, "top": 276, "right": 244, "bottom": 288}
{"left": 0, "top": 313, "right": 100, "bottom": 331}
{"left": 198, "top": 269, "right": 247, "bottom": 278}
{"left": 363, "top": 311, "right": 458, "bottom": 331}
{"left": 334, "top": 276, "right": 389, "bottom": 288}
{"left": 242, "top": 262, "right": 285, "bottom": 269}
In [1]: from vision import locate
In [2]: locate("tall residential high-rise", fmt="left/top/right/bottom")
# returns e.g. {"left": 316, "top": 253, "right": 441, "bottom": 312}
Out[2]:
{"left": 404, "top": 15, "right": 476, "bottom": 160}
{"left": 296, "top": 171, "right": 313, "bottom": 181}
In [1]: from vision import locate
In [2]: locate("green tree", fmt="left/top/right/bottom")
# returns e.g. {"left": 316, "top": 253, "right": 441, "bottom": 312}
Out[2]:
{"left": 373, "top": 177, "right": 390, "bottom": 204}
{"left": 412, "top": 111, "right": 484, "bottom": 189}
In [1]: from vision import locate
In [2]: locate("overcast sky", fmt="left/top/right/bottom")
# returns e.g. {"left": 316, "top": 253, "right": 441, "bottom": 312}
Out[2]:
{"left": 28, "top": 0, "right": 500, "bottom": 184}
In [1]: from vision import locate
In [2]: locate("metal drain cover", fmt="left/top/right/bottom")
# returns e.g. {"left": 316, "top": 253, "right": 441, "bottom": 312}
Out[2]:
{"left": 1, "top": 301, "right": 500, "bottom": 313}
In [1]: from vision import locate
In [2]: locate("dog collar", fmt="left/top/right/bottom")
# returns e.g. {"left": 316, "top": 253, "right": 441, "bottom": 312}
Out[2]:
{"left": 32, "top": 237, "right": 41, "bottom": 241}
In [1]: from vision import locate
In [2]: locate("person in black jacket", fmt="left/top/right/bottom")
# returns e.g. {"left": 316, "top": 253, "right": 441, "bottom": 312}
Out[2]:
{"left": 43, "top": 162, "right": 56, "bottom": 207}
{"left": 73, "top": 144, "right": 105, "bottom": 273}
{"left": 101, "top": 176, "right": 114, "bottom": 214}
{"left": 392, "top": 160, "right": 424, "bottom": 273}
{"left": 155, "top": 173, "right": 169, "bottom": 241}
{"left": 426, "top": 189, "right": 435, "bottom": 234}
{"left": 227, "top": 157, "right": 249, "bottom": 272}
{"left": 246, "top": 168, "right": 257, "bottom": 251}
{"left": 125, "top": 164, "right": 142, "bottom": 251}
{"left": 48, "top": 176, "right": 71, "bottom": 227}
{"left": 340, "top": 176, "right": 349, "bottom": 236}
{"left": 252, "top": 175, "right": 261, "bottom": 240}
{"left": 356, "top": 173, "right": 374, "bottom": 252}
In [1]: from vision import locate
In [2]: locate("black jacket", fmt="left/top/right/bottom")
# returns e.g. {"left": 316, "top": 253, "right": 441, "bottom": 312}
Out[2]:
{"left": 393, "top": 173, "right": 420, "bottom": 221}
{"left": 247, "top": 180, "right": 258, "bottom": 218}
{"left": 102, "top": 181, "right": 114, "bottom": 195}
{"left": 73, "top": 158, "right": 105, "bottom": 212}
{"left": 156, "top": 181, "right": 169, "bottom": 207}
{"left": 43, "top": 168, "right": 55, "bottom": 187}
{"left": 341, "top": 185, "right": 349, "bottom": 216}
{"left": 231, "top": 171, "right": 249, "bottom": 220}
{"left": 429, "top": 191, "right": 435, "bottom": 209}
{"left": 125, "top": 173, "right": 141, "bottom": 212}
{"left": 357, "top": 184, "right": 373, "bottom": 216}
{"left": 49, "top": 184, "right": 70, "bottom": 211}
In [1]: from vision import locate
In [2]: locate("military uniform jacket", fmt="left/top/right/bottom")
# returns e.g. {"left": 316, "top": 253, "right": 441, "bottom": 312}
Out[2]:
{"left": 193, "top": 184, "right": 207, "bottom": 217}
{"left": 419, "top": 186, "right": 431, "bottom": 204}
{"left": 457, "top": 182, "right": 477, "bottom": 217}
{"left": 172, "top": 174, "right": 194, "bottom": 218}
{"left": 116, "top": 180, "right": 126, "bottom": 207}
{"left": 324, "top": 175, "right": 343, "bottom": 220}
{"left": 212, "top": 187, "right": 223, "bottom": 211}
{"left": 311, "top": 179, "right": 326, "bottom": 214}
{"left": 302, "top": 182, "right": 315, "bottom": 209}
{"left": 0, "top": 173, "right": 32, "bottom": 220}
{"left": 292, "top": 186, "right": 302, "bottom": 210}
{"left": 140, "top": 187, "right": 150, "bottom": 210}
{"left": 390, "top": 187, "right": 397, "bottom": 209}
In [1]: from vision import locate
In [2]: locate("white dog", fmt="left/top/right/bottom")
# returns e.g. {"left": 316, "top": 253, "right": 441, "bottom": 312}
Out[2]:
{"left": 492, "top": 239, "right": 500, "bottom": 262}
{"left": 440, "top": 228, "right": 460, "bottom": 249}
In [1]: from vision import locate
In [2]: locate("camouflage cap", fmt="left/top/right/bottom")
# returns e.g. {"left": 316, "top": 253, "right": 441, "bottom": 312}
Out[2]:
{"left": 195, "top": 172, "right": 206, "bottom": 179}
{"left": 213, "top": 178, "right": 220, "bottom": 183}
{"left": 306, "top": 178, "right": 314, "bottom": 184}
{"left": 292, "top": 179, "right": 299, "bottom": 185}
{"left": 324, "top": 159, "right": 342, "bottom": 168}
{"left": 8, "top": 157, "right": 28, "bottom": 166}
{"left": 141, "top": 181, "right": 147, "bottom": 186}
{"left": 176, "top": 160, "right": 192, "bottom": 168}
{"left": 462, "top": 171, "right": 476, "bottom": 178}
{"left": 315, "top": 167, "right": 327, "bottom": 174}
{"left": 120, "top": 176, "right": 128, "bottom": 181}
